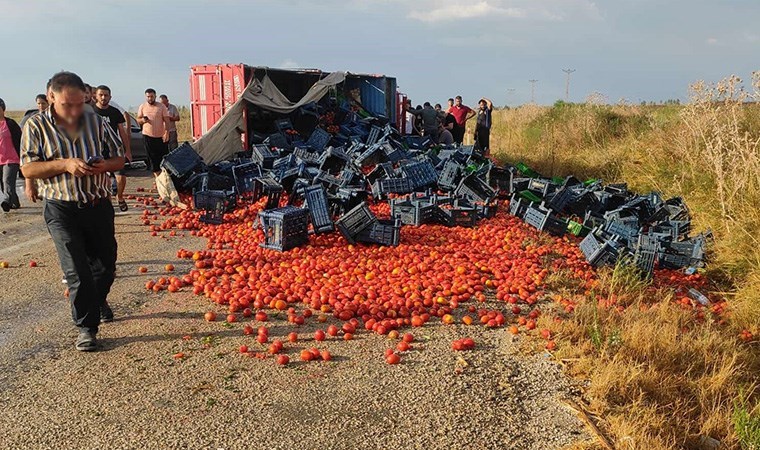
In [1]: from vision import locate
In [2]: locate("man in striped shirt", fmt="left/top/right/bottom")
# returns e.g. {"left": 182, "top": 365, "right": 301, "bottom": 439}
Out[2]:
{"left": 20, "top": 71, "right": 125, "bottom": 352}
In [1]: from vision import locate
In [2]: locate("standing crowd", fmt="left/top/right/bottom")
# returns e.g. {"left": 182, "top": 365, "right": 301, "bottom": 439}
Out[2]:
{"left": 0, "top": 71, "right": 180, "bottom": 351}
{"left": 403, "top": 95, "right": 493, "bottom": 155}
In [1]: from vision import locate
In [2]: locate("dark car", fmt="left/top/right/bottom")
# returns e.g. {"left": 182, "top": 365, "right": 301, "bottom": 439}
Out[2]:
{"left": 110, "top": 102, "right": 147, "bottom": 164}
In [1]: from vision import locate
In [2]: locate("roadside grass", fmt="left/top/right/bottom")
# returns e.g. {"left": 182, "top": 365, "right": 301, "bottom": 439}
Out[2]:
{"left": 493, "top": 73, "right": 760, "bottom": 448}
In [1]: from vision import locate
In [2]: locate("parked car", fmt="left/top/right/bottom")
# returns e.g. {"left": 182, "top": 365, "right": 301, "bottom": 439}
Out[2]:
{"left": 111, "top": 101, "right": 147, "bottom": 165}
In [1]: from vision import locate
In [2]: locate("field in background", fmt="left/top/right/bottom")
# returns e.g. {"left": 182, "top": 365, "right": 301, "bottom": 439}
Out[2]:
{"left": 486, "top": 74, "right": 760, "bottom": 449}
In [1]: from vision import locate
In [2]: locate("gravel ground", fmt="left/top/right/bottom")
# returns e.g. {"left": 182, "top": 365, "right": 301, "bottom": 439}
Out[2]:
{"left": 0, "top": 171, "right": 590, "bottom": 450}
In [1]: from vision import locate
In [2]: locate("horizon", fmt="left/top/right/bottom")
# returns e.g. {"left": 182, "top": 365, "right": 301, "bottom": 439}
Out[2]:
{"left": 1, "top": 0, "right": 758, "bottom": 110}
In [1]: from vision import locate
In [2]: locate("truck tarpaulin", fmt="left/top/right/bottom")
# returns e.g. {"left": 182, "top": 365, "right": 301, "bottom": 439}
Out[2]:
{"left": 191, "top": 71, "right": 346, "bottom": 164}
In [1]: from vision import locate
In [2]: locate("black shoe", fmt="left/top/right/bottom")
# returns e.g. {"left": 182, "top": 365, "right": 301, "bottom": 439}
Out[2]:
{"left": 75, "top": 330, "right": 97, "bottom": 352}
{"left": 100, "top": 302, "right": 114, "bottom": 323}
{"left": 0, "top": 201, "right": 9, "bottom": 212}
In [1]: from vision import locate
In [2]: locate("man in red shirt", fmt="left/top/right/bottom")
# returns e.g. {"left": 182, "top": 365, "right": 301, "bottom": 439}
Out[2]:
{"left": 448, "top": 96, "right": 475, "bottom": 145}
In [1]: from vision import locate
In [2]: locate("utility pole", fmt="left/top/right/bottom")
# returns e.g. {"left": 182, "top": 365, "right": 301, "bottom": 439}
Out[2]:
{"left": 562, "top": 69, "right": 576, "bottom": 102}
{"left": 528, "top": 80, "right": 538, "bottom": 103}
{"left": 506, "top": 88, "right": 515, "bottom": 107}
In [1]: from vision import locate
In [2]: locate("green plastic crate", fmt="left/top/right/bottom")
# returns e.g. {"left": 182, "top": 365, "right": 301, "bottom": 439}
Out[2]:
{"left": 583, "top": 178, "right": 599, "bottom": 186}
{"left": 518, "top": 190, "right": 542, "bottom": 203}
{"left": 515, "top": 162, "right": 541, "bottom": 178}
{"left": 567, "top": 220, "right": 591, "bottom": 237}
{"left": 551, "top": 176, "right": 565, "bottom": 184}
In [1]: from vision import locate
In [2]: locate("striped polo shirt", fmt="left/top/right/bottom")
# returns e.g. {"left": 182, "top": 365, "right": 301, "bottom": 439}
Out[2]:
{"left": 20, "top": 108, "right": 124, "bottom": 203}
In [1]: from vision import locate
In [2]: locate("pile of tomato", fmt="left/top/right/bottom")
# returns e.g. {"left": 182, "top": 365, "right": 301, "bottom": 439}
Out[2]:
{"left": 129, "top": 189, "right": 733, "bottom": 362}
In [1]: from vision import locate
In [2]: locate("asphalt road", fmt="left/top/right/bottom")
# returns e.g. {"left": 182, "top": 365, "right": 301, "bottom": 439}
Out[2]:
{"left": 0, "top": 171, "right": 590, "bottom": 450}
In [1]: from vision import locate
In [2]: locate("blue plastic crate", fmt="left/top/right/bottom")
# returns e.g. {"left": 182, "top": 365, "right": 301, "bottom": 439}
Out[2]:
{"left": 258, "top": 206, "right": 310, "bottom": 252}
{"left": 306, "top": 128, "right": 332, "bottom": 152}
{"left": 303, "top": 185, "right": 334, "bottom": 235}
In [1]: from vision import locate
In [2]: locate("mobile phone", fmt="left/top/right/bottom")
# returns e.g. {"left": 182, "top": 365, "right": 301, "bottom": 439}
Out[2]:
{"left": 86, "top": 156, "right": 104, "bottom": 166}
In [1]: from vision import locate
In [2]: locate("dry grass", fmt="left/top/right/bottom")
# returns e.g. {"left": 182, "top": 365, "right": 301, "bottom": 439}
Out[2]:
{"left": 492, "top": 74, "right": 760, "bottom": 449}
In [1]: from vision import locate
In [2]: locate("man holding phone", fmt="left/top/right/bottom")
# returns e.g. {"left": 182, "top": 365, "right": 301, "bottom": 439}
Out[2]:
{"left": 20, "top": 71, "right": 125, "bottom": 352}
{"left": 137, "top": 88, "right": 171, "bottom": 176}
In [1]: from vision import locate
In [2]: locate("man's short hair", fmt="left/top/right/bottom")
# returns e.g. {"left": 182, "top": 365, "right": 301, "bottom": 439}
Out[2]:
{"left": 48, "top": 72, "right": 86, "bottom": 93}
{"left": 448, "top": 98, "right": 454, "bottom": 102}
{"left": 145, "top": 88, "right": 156, "bottom": 95}
{"left": 423, "top": 101, "right": 431, "bottom": 107}
{"left": 434, "top": 103, "right": 441, "bottom": 109}
{"left": 455, "top": 95, "right": 462, "bottom": 101}
{"left": 478, "top": 99, "right": 486, "bottom": 105}
{"left": 159, "top": 94, "right": 168, "bottom": 100}
{"left": 96, "top": 85, "right": 111, "bottom": 93}
{"left": 35, "top": 94, "right": 47, "bottom": 102}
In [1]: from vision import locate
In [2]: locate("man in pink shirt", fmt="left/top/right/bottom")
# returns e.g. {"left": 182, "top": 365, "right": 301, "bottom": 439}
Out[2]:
{"left": 0, "top": 98, "right": 22, "bottom": 211}
{"left": 448, "top": 95, "right": 476, "bottom": 145}
{"left": 137, "top": 88, "right": 171, "bottom": 176}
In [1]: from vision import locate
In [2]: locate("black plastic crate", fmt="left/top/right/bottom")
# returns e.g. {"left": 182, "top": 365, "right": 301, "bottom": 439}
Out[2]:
{"left": 545, "top": 186, "right": 582, "bottom": 213}
{"left": 382, "top": 142, "right": 408, "bottom": 162}
{"left": 252, "top": 144, "right": 278, "bottom": 169}
{"left": 524, "top": 204, "right": 567, "bottom": 236}
{"left": 194, "top": 190, "right": 235, "bottom": 225}
{"left": 434, "top": 202, "right": 479, "bottom": 228}
{"left": 527, "top": 178, "right": 558, "bottom": 198}
{"left": 508, "top": 194, "right": 531, "bottom": 219}
{"left": 404, "top": 135, "right": 433, "bottom": 150}
{"left": 511, "top": 177, "right": 531, "bottom": 194}
{"left": 328, "top": 188, "right": 367, "bottom": 216}
{"left": 274, "top": 118, "right": 294, "bottom": 134}
{"left": 579, "top": 233, "right": 623, "bottom": 267}
{"left": 183, "top": 172, "right": 233, "bottom": 192}
{"left": 660, "top": 252, "right": 699, "bottom": 270}
{"left": 293, "top": 147, "right": 322, "bottom": 165}
{"left": 605, "top": 219, "right": 640, "bottom": 241}
{"left": 438, "top": 160, "right": 462, "bottom": 191}
{"left": 454, "top": 174, "right": 497, "bottom": 204}
{"left": 335, "top": 203, "right": 377, "bottom": 244}
{"left": 265, "top": 133, "right": 291, "bottom": 150}
{"left": 635, "top": 232, "right": 661, "bottom": 254}
{"left": 232, "top": 162, "right": 263, "bottom": 198}
{"left": 634, "top": 250, "right": 657, "bottom": 277}
{"left": 313, "top": 170, "right": 344, "bottom": 192}
{"left": 303, "top": 185, "right": 334, "bottom": 234}
{"left": 354, "top": 143, "right": 387, "bottom": 167}
{"left": 477, "top": 202, "right": 498, "bottom": 219}
{"left": 401, "top": 161, "right": 438, "bottom": 190}
{"left": 356, "top": 219, "right": 402, "bottom": 246}
{"left": 366, "top": 125, "right": 383, "bottom": 146}
{"left": 306, "top": 128, "right": 332, "bottom": 152}
{"left": 371, "top": 177, "right": 413, "bottom": 199}
{"left": 161, "top": 143, "right": 203, "bottom": 178}
{"left": 390, "top": 200, "right": 435, "bottom": 226}
{"left": 252, "top": 177, "right": 283, "bottom": 210}
{"left": 318, "top": 146, "right": 350, "bottom": 174}
{"left": 487, "top": 166, "right": 514, "bottom": 196}
{"left": 258, "top": 206, "right": 310, "bottom": 252}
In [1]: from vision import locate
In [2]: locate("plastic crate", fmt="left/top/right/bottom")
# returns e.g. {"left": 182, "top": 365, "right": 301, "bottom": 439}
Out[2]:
{"left": 524, "top": 204, "right": 567, "bottom": 236}
{"left": 313, "top": 170, "right": 344, "bottom": 192}
{"left": 401, "top": 161, "right": 438, "bottom": 190}
{"left": 161, "top": 143, "right": 203, "bottom": 178}
{"left": 252, "top": 144, "right": 278, "bottom": 169}
{"left": 660, "top": 252, "right": 698, "bottom": 270}
{"left": 438, "top": 160, "right": 462, "bottom": 191}
{"left": 567, "top": 220, "right": 591, "bottom": 237}
{"left": 404, "top": 135, "right": 433, "bottom": 150}
{"left": 634, "top": 250, "right": 657, "bottom": 277}
{"left": 366, "top": 126, "right": 383, "bottom": 146}
{"left": 508, "top": 194, "right": 531, "bottom": 219}
{"left": 183, "top": 172, "right": 233, "bottom": 192}
{"left": 515, "top": 162, "right": 541, "bottom": 178}
{"left": 371, "top": 177, "right": 413, "bottom": 199}
{"left": 258, "top": 206, "right": 310, "bottom": 252}
{"left": 546, "top": 186, "right": 581, "bottom": 213}
{"left": 487, "top": 166, "right": 514, "bottom": 196}
{"left": 194, "top": 190, "right": 235, "bottom": 225}
{"left": 232, "top": 162, "right": 263, "bottom": 198}
{"left": 435, "top": 201, "right": 479, "bottom": 228}
{"left": 306, "top": 128, "right": 332, "bottom": 152}
{"left": 356, "top": 219, "right": 402, "bottom": 246}
{"left": 335, "top": 203, "right": 377, "bottom": 244}
{"left": 518, "top": 190, "right": 543, "bottom": 204}
{"left": 274, "top": 118, "right": 294, "bottom": 134}
{"left": 455, "top": 174, "right": 496, "bottom": 204}
{"left": 605, "top": 219, "right": 640, "bottom": 241}
{"left": 318, "top": 146, "right": 350, "bottom": 174}
{"left": 579, "top": 233, "right": 623, "bottom": 267}
{"left": 265, "top": 133, "right": 291, "bottom": 150}
{"left": 252, "top": 177, "right": 283, "bottom": 210}
{"left": 293, "top": 147, "right": 322, "bottom": 165}
{"left": 328, "top": 188, "right": 367, "bottom": 216}
{"left": 390, "top": 200, "right": 436, "bottom": 226}
{"left": 303, "top": 186, "right": 334, "bottom": 234}
{"left": 477, "top": 202, "right": 498, "bottom": 219}
{"left": 527, "top": 178, "right": 558, "bottom": 198}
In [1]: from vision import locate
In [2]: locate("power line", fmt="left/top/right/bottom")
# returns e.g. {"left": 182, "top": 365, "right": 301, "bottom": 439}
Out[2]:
{"left": 528, "top": 80, "right": 538, "bottom": 103}
{"left": 562, "top": 69, "right": 576, "bottom": 102}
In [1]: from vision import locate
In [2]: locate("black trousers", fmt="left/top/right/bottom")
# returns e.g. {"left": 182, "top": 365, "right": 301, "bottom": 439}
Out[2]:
{"left": 474, "top": 127, "right": 490, "bottom": 154}
{"left": 452, "top": 125, "right": 465, "bottom": 145}
{"left": 144, "top": 135, "right": 168, "bottom": 172}
{"left": 44, "top": 199, "right": 116, "bottom": 333}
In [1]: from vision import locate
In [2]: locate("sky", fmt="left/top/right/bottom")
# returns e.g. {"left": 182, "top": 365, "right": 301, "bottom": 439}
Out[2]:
{"left": 0, "top": 0, "right": 758, "bottom": 110}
